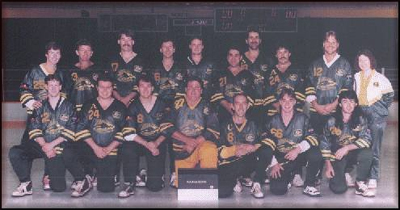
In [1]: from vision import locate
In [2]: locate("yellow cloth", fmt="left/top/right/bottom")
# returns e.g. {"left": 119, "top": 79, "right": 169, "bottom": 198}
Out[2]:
{"left": 358, "top": 70, "right": 374, "bottom": 106}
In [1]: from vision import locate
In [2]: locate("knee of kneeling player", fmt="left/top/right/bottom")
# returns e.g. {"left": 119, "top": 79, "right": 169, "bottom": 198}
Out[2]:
{"left": 270, "top": 185, "right": 288, "bottom": 195}
{"left": 329, "top": 183, "right": 347, "bottom": 194}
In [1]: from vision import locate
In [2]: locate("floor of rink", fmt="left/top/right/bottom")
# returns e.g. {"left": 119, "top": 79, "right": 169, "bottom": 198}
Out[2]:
{"left": 2, "top": 122, "right": 398, "bottom": 208}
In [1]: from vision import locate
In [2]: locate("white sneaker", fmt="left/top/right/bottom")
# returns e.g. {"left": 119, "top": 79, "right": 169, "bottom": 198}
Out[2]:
{"left": 292, "top": 174, "right": 304, "bottom": 187}
{"left": 12, "top": 181, "right": 33, "bottom": 197}
{"left": 71, "top": 181, "right": 79, "bottom": 191}
{"left": 367, "top": 179, "right": 377, "bottom": 189}
{"left": 345, "top": 173, "right": 355, "bottom": 187}
{"left": 89, "top": 176, "right": 97, "bottom": 187}
{"left": 135, "top": 169, "right": 147, "bottom": 187}
{"left": 42, "top": 175, "right": 50, "bottom": 190}
{"left": 169, "top": 172, "right": 177, "bottom": 188}
{"left": 233, "top": 180, "right": 242, "bottom": 193}
{"left": 303, "top": 186, "right": 321, "bottom": 197}
{"left": 71, "top": 175, "right": 92, "bottom": 198}
{"left": 356, "top": 181, "right": 375, "bottom": 197}
{"left": 118, "top": 182, "right": 135, "bottom": 198}
{"left": 251, "top": 182, "right": 264, "bottom": 198}
{"left": 240, "top": 177, "right": 253, "bottom": 187}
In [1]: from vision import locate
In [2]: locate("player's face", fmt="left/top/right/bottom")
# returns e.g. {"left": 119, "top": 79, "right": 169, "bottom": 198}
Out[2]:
{"left": 189, "top": 39, "right": 204, "bottom": 55}
{"left": 227, "top": 49, "right": 242, "bottom": 67}
{"left": 358, "top": 54, "right": 372, "bottom": 71}
{"left": 118, "top": 34, "right": 134, "bottom": 51}
{"left": 160, "top": 41, "right": 175, "bottom": 58}
{"left": 275, "top": 47, "right": 291, "bottom": 65}
{"left": 323, "top": 35, "right": 339, "bottom": 55}
{"left": 97, "top": 81, "right": 113, "bottom": 100}
{"left": 138, "top": 80, "right": 154, "bottom": 99}
{"left": 246, "top": 31, "right": 261, "bottom": 50}
{"left": 233, "top": 95, "right": 249, "bottom": 118}
{"left": 279, "top": 94, "right": 296, "bottom": 113}
{"left": 76, "top": 45, "right": 93, "bottom": 62}
{"left": 46, "top": 80, "right": 62, "bottom": 98}
{"left": 185, "top": 80, "right": 202, "bottom": 102}
{"left": 340, "top": 98, "right": 357, "bottom": 115}
{"left": 45, "top": 49, "right": 61, "bottom": 65}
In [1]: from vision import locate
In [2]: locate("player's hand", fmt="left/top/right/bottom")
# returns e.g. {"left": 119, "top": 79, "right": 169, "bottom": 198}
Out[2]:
{"left": 41, "top": 142, "right": 54, "bottom": 153}
{"left": 184, "top": 144, "right": 195, "bottom": 154}
{"left": 325, "top": 163, "right": 335, "bottom": 178}
{"left": 270, "top": 163, "right": 284, "bottom": 179}
{"left": 45, "top": 149, "right": 56, "bottom": 159}
{"left": 284, "top": 147, "right": 301, "bottom": 161}
{"left": 235, "top": 145, "right": 248, "bottom": 157}
{"left": 94, "top": 146, "right": 107, "bottom": 159}
{"left": 335, "top": 146, "right": 349, "bottom": 160}
{"left": 33, "top": 101, "right": 42, "bottom": 109}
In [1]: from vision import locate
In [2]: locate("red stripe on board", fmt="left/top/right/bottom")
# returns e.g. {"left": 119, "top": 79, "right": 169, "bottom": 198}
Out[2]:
{"left": 2, "top": 121, "right": 26, "bottom": 128}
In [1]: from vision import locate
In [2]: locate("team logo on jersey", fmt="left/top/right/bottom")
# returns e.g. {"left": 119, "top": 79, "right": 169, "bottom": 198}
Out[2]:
{"left": 271, "top": 128, "right": 283, "bottom": 139}
{"left": 180, "top": 121, "right": 203, "bottom": 137}
{"left": 33, "top": 80, "right": 46, "bottom": 90}
{"left": 203, "top": 107, "right": 209, "bottom": 115}
{"left": 253, "top": 73, "right": 264, "bottom": 84}
{"left": 94, "top": 119, "right": 115, "bottom": 134}
{"left": 176, "top": 73, "right": 183, "bottom": 80}
{"left": 289, "top": 74, "right": 298, "bottom": 81}
{"left": 134, "top": 65, "right": 143, "bottom": 73}
{"left": 317, "top": 77, "right": 336, "bottom": 91}
{"left": 112, "top": 111, "right": 122, "bottom": 119}
{"left": 245, "top": 134, "right": 255, "bottom": 142}
{"left": 75, "top": 77, "right": 94, "bottom": 91}
{"left": 293, "top": 129, "right": 302, "bottom": 137}
{"left": 241, "top": 78, "right": 248, "bottom": 86}
{"left": 37, "top": 90, "right": 48, "bottom": 101}
{"left": 140, "top": 123, "right": 159, "bottom": 136}
{"left": 92, "top": 73, "right": 99, "bottom": 81}
{"left": 338, "top": 134, "right": 354, "bottom": 146}
{"left": 336, "top": 69, "right": 345, "bottom": 77}
{"left": 330, "top": 126, "right": 342, "bottom": 136}
{"left": 60, "top": 114, "right": 69, "bottom": 122}
{"left": 46, "top": 121, "right": 63, "bottom": 135}
{"left": 261, "top": 64, "right": 269, "bottom": 71}
{"left": 277, "top": 138, "right": 296, "bottom": 153}
{"left": 373, "top": 82, "right": 379, "bottom": 87}
{"left": 206, "top": 68, "right": 212, "bottom": 75}
{"left": 71, "top": 73, "right": 78, "bottom": 81}
{"left": 111, "top": 63, "right": 119, "bottom": 72}
{"left": 137, "top": 113, "right": 144, "bottom": 123}
{"left": 314, "top": 67, "right": 323, "bottom": 77}
{"left": 117, "top": 69, "right": 135, "bottom": 82}
{"left": 154, "top": 72, "right": 161, "bottom": 82}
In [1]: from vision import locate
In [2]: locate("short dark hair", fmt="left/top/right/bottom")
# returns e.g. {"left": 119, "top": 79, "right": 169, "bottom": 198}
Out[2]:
{"left": 324, "top": 30, "right": 340, "bottom": 43}
{"left": 274, "top": 43, "right": 291, "bottom": 54}
{"left": 45, "top": 41, "right": 61, "bottom": 53}
{"left": 118, "top": 29, "right": 135, "bottom": 40}
{"left": 353, "top": 49, "right": 377, "bottom": 72}
{"left": 227, "top": 45, "right": 242, "bottom": 56}
{"left": 185, "top": 76, "right": 203, "bottom": 90}
{"left": 247, "top": 26, "right": 260, "bottom": 37}
{"left": 233, "top": 93, "right": 248, "bottom": 103}
{"left": 189, "top": 36, "right": 203, "bottom": 44}
{"left": 138, "top": 74, "right": 155, "bottom": 87}
{"left": 45, "top": 74, "right": 62, "bottom": 85}
{"left": 338, "top": 89, "right": 359, "bottom": 105}
{"left": 278, "top": 88, "right": 296, "bottom": 100}
{"left": 160, "top": 37, "right": 175, "bottom": 48}
{"left": 75, "top": 39, "right": 93, "bottom": 51}
{"left": 97, "top": 74, "right": 113, "bottom": 85}
{"left": 335, "top": 89, "right": 362, "bottom": 129}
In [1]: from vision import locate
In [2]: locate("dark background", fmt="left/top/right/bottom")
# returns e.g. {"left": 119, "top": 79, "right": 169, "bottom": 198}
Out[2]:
{"left": 2, "top": 17, "right": 398, "bottom": 101}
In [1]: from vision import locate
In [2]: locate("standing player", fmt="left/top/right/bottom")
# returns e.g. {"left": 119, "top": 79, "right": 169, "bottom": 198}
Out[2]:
{"left": 75, "top": 75, "right": 127, "bottom": 193}
{"left": 184, "top": 36, "right": 218, "bottom": 101}
{"left": 151, "top": 37, "right": 186, "bottom": 187}
{"left": 305, "top": 31, "right": 353, "bottom": 183}
{"left": 218, "top": 93, "right": 274, "bottom": 199}
{"left": 119, "top": 75, "right": 169, "bottom": 198}
{"left": 18, "top": 41, "right": 67, "bottom": 190}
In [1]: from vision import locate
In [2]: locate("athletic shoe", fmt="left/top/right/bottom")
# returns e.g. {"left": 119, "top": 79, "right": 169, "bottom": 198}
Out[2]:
{"left": 42, "top": 175, "right": 50, "bottom": 190}
{"left": 264, "top": 178, "right": 270, "bottom": 184}
{"left": 355, "top": 181, "right": 375, "bottom": 197}
{"left": 71, "top": 175, "right": 92, "bottom": 198}
{"left": 135, "top": 169, "right": 146, "bottom": 187}
{"left": 251, "top": 182, "right": 264, "bottom": 198}
{"left": 292, "top": 174, "right": 304, "bottom": 187}
{"left": 90, "top": 175, "right": 97, "bottom": 187}
{"left": 12, "top": 181, "right": 33, "bottom": 197}
{"left": 233, "top": 179, "right": 242, "bottom": 193}
{"left": 367, "top": 179, "right": 377, "bottom": 189}
{"left": 345, "top": 173, "right": 355, "bottom": 187}
{"left": 71, "top": 181, "right": 79, "bottom": 191}
{"left": 303, "top": 186, "right": 321, "bottom": 197}
{"left": 169, "top": 172, "right": 176, "bottom": 188}
{"left": 118, "top": 182, "right": 135, "bottom": 198}
{"left": 240, "top": 177, "right": 253, "bottom": 187}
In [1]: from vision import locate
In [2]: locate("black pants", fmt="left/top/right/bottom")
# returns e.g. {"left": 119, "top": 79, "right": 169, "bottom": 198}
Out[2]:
{"left": 270, "top": 147, "right": 323, "bottom": 195}
{"left": 121, "top": 141, "right": 167, "bottom": 192}
{"left": 81, "top": 142, "right": 118, "bottom": 192}
{"left": 9, "top": 140, "right": 86, "bottom": 192}
{"left": 310, "top": 112, "right": 332, "bottom": 179}
{"left": 218, "top": 145, "right": 273, "bottom": 198}
{"left": 329, "top": 149, "right": 373, "bottom": 194}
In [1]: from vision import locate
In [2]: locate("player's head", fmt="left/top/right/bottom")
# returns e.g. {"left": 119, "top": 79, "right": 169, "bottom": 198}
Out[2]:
{"left": 323, "top": 30, "right": 340, "bottom": 54}
{"left": 338, "top": 89, "right": 358, "bottom": 115}
{"left": 138, "top": 74, "right": 155, "bottom": 98}
{"left": 246, "top": 27, "right": 261, "bottom": 50}
{"left": 185, "top": 76, "right": 203, "bottom": 101}
{"left": 75, "top": 39, "right": 93, "bottom": 61}
{"left": 189, "top": 36, "right": 204, "bottom": 55}
{"left": 227, "top": 45, "right": 242, "bottom": 67}
{"left": 45, "top": 74, "right": 62, "bottom": 97}
{"left": 118, "top": 29, "right": 135, "bottom": 50}
{"left": 275, "top": 43, "right": 292, "bottom": 64}
{"left": 278, "top": 88, "right": 296, "bottom": 113}
{"left": 44, "top": 41, "right": 62, "bottom": 65}
{"left": 233, "top": 93, "right": 250, "bottom": 118}
{"left": 96, "top": 74, "right": 113, "bottom": 99}
{"left": 160, "top": 37, "right": 176, "bottom": 57}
